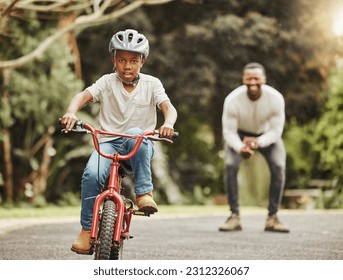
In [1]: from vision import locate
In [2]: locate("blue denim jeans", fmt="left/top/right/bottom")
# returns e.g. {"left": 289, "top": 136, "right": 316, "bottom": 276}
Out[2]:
{"left": 80, "top": 128, "right": 154, "bottom": 230}
{"left": 224, "top": 137, "right": 286, "bottom": 216}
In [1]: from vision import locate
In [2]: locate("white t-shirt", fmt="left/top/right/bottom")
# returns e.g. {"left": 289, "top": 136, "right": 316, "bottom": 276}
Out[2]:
{"left": 222, "top": 84, "right": 285, "bottom": 153}
{"left": 86, "top": 73, "right": 170, "bottom": 142}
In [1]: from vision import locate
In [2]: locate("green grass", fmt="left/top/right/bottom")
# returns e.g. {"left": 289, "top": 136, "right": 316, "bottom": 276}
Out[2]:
{"left": 0, "top": 205, "right": 81, "bottom": 219}
{"left": 0, "top": 204, "right": 265, "bottom": 219}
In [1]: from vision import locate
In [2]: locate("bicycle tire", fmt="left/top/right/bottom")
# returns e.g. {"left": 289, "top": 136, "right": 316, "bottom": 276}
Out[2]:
{"left": 109, "top": 224, "right": 124, "bottom": 260}
{"left": 94, "top": 200, "right": 117, "bottom": 260}
{"left": 110, "top": 207, "right": 126, "bottom": 260}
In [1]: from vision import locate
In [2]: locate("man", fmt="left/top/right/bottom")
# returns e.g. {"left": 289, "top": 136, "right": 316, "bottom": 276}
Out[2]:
{"left": 220, "top": 62, "right": 289, "bottom": 233}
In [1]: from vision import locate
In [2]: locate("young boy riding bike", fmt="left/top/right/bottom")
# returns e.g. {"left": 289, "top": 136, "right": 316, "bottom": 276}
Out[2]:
{"left": 61, "top": 29, "right": 178, "bottom": 254}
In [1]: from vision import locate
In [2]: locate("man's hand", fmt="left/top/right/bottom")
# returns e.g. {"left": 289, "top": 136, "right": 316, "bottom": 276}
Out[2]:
{"left": 243, "top": 137, "right": 259, "bottom": 150}
{"left": 240, "top": 146, "right": 254, "bottom": 159}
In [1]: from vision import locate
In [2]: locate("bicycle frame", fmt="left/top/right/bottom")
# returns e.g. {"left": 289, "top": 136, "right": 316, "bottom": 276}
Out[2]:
{"left": 79, "top": 122, "right": 157, "bottom": 247}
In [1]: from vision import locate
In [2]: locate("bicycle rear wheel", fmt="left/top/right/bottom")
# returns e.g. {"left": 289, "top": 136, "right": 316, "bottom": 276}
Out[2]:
{"left": 94, "top": 200, "right": 118, "bottom": 260}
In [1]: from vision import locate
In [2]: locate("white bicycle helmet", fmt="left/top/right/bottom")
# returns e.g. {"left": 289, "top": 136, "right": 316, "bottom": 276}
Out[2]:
{"left": 109, "top": 29, "right": 149, "bottom": 59}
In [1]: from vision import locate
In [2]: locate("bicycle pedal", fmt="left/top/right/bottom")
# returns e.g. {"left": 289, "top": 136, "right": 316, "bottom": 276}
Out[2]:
{"left": 121, "top": 233, "right": 133, "bottom": 240}
{"left": 133, "top": 210, "right": 151, "bottom": 217}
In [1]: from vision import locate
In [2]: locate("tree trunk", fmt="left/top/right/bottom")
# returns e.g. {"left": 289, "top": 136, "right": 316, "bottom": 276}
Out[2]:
{"left": 58, "top": 15, "right": 82, "bottom": 79}
{"left": 1, "top": 69, "right": 14, "bottom": 203}
{"left": 2, "top": 128, "right": 14, "bottom": 202}
{"left": 31, "top": 126, "right": 55, "bottom": 204}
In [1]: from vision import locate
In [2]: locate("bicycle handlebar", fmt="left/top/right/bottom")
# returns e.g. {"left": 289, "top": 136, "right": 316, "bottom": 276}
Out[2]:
{"left": 58, "top": 118, "right": 178, "bottom": 161}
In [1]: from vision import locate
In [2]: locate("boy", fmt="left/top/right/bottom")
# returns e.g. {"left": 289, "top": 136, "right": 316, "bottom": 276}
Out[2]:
{"left": 61, "top": 29, "right": 178, "bottom": 254}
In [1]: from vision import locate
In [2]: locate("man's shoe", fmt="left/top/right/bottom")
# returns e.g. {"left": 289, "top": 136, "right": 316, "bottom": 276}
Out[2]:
{"left": 219, "top": 214, "right": 242, "bottom": 232}
{"left": 71, "top": 228, "right": 93, "bottom": 255}
{"left": 265, "top": 214, "right": 290, "bottom": 233}
{"left": 136, "top": 192, "right": 158, "bottom": 214}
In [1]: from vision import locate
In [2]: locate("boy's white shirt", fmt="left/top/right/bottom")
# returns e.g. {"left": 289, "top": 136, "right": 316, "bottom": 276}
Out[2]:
{"left": 86, "top": 73, "right": 170, "bottom": 142}
{"left": 222, "top": 84, "right": 285, "bottom": 153}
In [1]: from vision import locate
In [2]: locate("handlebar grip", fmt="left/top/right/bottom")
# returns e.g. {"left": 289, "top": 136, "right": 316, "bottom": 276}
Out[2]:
{"left": 172, "top": 132, "right": 179, "bottom": 138}
{"left": 58, "top": 118, "right": 87, "bottom": 133}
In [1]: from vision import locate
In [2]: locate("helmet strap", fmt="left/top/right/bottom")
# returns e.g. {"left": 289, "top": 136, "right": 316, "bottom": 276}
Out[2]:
{"left": 116, "top": 73, "right": 140, "bottom": 87}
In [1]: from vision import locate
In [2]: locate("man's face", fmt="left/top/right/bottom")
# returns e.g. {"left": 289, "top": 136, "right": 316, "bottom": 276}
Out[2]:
{"left": 112, "top": 50, "right": 144, "bottom": 83}
{"left": 242, "top": 68, "right": 266, "bottom": 101}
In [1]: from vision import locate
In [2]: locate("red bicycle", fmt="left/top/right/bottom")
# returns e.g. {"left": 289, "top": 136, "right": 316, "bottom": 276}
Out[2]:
{"left": 60, "top": 119, "right": 177, "bottom": 260}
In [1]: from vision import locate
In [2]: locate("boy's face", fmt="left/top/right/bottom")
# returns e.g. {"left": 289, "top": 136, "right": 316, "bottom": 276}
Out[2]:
{"left": 112, "top": 50, "right": 144, "bottom": 83}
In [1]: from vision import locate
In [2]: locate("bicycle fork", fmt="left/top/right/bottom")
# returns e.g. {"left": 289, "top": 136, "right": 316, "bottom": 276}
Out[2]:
{"left": 90, "top": 162, "right": 134, "bottom": 247}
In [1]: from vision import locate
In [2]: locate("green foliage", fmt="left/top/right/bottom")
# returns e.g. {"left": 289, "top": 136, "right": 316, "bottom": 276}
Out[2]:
{"left": 283, "top": 120, "right": 318, "bottom": 188}
{"left": 0, "top": 11, "right": 41, "bottom": 60}
{"left": 282, "top": 68, "right": 343, "bottom": 208}
{"left": 56, "top": 192, "right": 81, "bottom": 207}
{"left": 0, "top": 95, "right": 13, "bottom": 127}
{"left": 32, "top": 195, "right": 48, "bottom": 208}
{"left": 313, "top": 69, "right": 343, "bottom": 180}
{"left": 0, "top": 204, "right": 81, "bottom": 218}
{"left": 167, "top": 107, "right": 223, "bottom": 196}
{"left": 0, "top": 13, "right": 85, "bottom": 204}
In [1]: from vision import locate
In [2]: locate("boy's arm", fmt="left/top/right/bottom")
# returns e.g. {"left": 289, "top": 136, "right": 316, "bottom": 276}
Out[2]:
{"left": 61, "top": 90, "right": 93, "bottom": 131}
{"left": 159, "top": 100, "right": 178, "bottom": 138}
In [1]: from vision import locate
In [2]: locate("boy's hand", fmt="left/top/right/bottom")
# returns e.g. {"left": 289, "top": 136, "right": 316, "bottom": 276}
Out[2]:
{"left": 61, "top": 113, "right": 78, "bottom": 133}
{"left": 158, "top": 124, "right": 174, "bottom": 139}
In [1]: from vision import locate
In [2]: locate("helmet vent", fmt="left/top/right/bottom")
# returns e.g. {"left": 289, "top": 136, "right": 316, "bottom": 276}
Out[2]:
{"left": 128, "top": 33, "right": 133, "bottom": 42}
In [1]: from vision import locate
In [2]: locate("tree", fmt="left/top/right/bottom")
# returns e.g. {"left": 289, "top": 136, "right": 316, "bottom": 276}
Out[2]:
{"left": 0, "top": 13, "right": 84, "bottom": 204}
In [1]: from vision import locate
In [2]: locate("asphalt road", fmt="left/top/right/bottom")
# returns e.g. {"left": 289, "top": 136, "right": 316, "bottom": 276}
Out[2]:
{"left": 0, "top": 210, "right": 342, "bottom": 260}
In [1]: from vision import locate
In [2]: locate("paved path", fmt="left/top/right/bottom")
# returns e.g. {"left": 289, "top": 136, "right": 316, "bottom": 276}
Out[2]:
{"left": 0, "top": 209, "right": 342, "bottom": 260}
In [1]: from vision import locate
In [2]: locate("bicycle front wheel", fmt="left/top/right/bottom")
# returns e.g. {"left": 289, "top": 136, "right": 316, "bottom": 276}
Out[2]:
{"left": 94, "top": 200, "right": 117, "bottom": 260}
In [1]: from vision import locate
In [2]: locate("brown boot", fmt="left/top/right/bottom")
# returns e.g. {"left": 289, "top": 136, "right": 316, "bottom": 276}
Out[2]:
{"left": 265, "top": 214, "right": 290, "bottom": 233}
{"left": 136, "top": 192, "right": 158, "bottom": 214}
{"left": 71, "top": 228, "right": 92, "bottom": 255}
{"left": 219, "top": 214, "right": 242, "bottom": 232}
